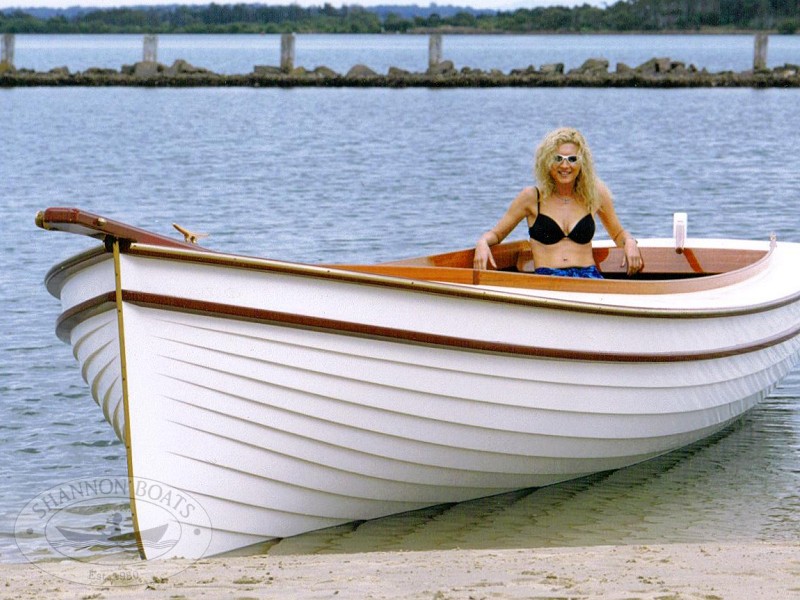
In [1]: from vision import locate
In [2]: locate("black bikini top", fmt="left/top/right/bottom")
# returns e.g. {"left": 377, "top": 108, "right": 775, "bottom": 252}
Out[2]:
{"left": 528, "top": 191, "right": 595, "bottom": 246}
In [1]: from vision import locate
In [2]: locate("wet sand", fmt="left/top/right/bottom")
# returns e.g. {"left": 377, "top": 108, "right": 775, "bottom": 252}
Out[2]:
{"left": 3, "top": 542, "right": 798, "bottom": 599}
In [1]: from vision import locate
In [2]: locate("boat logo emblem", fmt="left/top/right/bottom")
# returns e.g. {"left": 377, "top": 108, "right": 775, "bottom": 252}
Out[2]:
{"left": 15, "top": 475, "right": 213, "bottom": 586}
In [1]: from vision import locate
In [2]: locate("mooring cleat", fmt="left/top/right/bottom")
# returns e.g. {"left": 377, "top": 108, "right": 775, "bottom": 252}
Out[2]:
{"left": 172, "top": 223, "right": 209, "bottom": 244}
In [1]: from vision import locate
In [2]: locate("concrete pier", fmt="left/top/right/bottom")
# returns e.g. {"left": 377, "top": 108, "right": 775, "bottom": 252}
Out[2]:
{"left": 429, "top": 34, "right": 442, "bottom": 69}
{"left": 2, "top": 33, "right": 799, "bottom": 88}
{"left": 754, "top": 33, "right": 768, "bottom": 71}
{"left": 281, "top": 33, "right": 295, "bottom": 73}
{"left": 1, "top": 33, "right": 14, "bottom": 69}
{"left": 143, "top": 34, "right": 158, "bottom": 63}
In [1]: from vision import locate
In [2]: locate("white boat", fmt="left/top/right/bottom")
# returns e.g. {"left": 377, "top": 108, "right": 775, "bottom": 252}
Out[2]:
{"left": 36, "top": 207, "right": 800, "bottom": 560}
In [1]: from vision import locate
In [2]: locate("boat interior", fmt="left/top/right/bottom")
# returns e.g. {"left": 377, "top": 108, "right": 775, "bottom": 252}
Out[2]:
{"left": 37, "top": 207, "right": 773, "bottom": 295}
{"left": 335, "top": 238, "right": 771, "bottom": 294}
{"left": 385, "top": 239, "right": 766, "bottom": 279}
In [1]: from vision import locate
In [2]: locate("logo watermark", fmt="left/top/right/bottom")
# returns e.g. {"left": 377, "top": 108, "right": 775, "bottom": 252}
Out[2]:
{"left": 15, "top": 475, "right": 212, "bottom": 586}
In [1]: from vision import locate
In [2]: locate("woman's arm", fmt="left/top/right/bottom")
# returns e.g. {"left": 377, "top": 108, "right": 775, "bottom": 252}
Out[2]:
{"left": 595, "top": 182, "right": 643, "bottom": 276}
{"left": 474, "top": 187, "right": 537, "bottom": 270}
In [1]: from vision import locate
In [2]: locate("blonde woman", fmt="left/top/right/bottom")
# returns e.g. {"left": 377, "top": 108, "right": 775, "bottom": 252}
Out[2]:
{"left": 474, "top": 127, "right": 643, "bottom": 278}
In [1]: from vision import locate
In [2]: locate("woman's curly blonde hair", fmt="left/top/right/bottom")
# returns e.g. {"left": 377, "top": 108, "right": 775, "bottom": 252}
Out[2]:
{"left": 534, "top": 127, "right": 601, "bottom": 213}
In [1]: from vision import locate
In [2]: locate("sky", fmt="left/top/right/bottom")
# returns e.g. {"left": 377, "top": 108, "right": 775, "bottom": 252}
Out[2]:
{"left": 0, "top": 0, "right": 607, "bottom": 12}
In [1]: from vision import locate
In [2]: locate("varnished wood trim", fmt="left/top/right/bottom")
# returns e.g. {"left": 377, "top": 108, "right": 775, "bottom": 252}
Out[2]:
{"left": 38, "top": 207, "right": 771, "bottom": 290}
{"left": 37, "top": 207, "right": 201, "bottom": 251}
{"left": 394, "top": 241, "right": 768, "bottom": 278}
{"left": 327, "top": 259, "right": 768, "bottom": 295}
{"left": 39, "top": 207, "right": 775, "bottom": 303}
{"left": 120, "top": 290, "right": 800, "bottom": 364}
{"left": 124, "top": 244, "right": 796, "bottom": 318}
{"left": 682, "top": 248, "right": 704, "bottom": 273}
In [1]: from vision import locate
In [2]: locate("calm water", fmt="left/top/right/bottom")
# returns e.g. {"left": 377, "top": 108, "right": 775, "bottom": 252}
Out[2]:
{"left": 9, "top": 32, "right": 800, "bottom": 75}
{"left": 2, "top": 37, "right": 800, "bottom": 563}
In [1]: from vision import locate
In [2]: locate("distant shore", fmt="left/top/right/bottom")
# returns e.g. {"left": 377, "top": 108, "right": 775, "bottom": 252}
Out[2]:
{"left": 0, "top": 28, "right": 792, "bottom": 35}
{"left": 3, "top": 542, "right": 799, "bottom": 599}
{"left": 407, "top": 27, "right": 791, "bottom": 36}
{"left": 2, "top": 56, "right": 799, "bottom": 88}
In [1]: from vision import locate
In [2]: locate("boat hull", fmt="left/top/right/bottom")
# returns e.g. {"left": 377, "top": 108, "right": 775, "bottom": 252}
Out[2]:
{"left": 49, "top": 239, "right": 800, "bottom": 559}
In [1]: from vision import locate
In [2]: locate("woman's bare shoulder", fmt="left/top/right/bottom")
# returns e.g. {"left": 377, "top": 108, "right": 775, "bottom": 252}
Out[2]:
{"left": 516, "top": 185, "right": 540, "bottom": 204}
{"left": 595, "top": 179, "right": 612, "bottom": 199}
{"left": 509, "top": 186, "right": 540, "bottom": 216}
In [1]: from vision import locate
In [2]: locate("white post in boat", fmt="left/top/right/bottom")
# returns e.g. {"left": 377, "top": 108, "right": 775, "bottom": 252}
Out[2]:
{"left": 143, "top": 34, "right": 158, "bottom": 63}
{"left": 753, "top": 32, "right": 768, "bottom": 71}
{"left": 673, "top": 212, "right": 687, "bottom": 254}
{"left": 1, "top": 33, "right": 14, "bottom": 68}
{"left": 281, "top": 33, "right": 295, "bottom": 73}
{"left": 429, "top": 34, "right": 442, "bottom": 69}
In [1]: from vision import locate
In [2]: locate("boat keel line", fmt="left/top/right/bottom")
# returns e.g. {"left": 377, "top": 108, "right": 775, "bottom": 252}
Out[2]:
{"left": 112, "top": 240, "right": 146, "bottom": 560}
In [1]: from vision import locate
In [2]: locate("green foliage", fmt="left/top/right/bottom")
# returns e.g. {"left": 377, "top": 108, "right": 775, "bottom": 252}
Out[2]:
{"left": 1, "top": 1, "right": 799, "bottom": 34}
{"left": 778, "top": 19, "right": 798, "bottom": 34}
{"left": 383, "top": 12, "right": 411, "bottom": 33}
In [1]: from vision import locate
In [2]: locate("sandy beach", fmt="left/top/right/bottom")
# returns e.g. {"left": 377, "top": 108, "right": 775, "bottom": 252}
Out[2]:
{"left": 3, "top": 542, "right": 798, "bottom": 599}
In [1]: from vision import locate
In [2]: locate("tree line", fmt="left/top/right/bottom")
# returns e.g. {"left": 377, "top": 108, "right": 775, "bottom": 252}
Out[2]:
{"left": 2, "top": 1, "right": 799, "bottom": 35}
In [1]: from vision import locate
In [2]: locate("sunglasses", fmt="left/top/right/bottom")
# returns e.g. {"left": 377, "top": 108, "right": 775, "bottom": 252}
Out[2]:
{"left": 553, "top": 154, "right": 580, "bottom": 164}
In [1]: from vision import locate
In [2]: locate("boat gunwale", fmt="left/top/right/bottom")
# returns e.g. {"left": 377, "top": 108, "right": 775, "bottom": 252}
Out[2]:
{"left": 44, "top": 245, "right": 108, "bottom": 297}
{"left": 38, "top": 207, "right": 787, "bottom": 314}
{"left": 43, "top": 240, "right": 800, "bottom": 319}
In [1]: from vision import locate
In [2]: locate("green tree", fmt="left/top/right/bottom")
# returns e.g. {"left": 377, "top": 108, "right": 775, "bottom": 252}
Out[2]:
{"left": 449, "top": 11, "right": 477, "bottom": 28}
{"left": 383, "top": 12, "right": 411, "bottom": 32}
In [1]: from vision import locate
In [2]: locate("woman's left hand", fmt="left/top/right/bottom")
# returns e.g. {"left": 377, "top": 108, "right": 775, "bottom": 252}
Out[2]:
{"left": 622, "top": 238, "right": 643, "bottom": 276}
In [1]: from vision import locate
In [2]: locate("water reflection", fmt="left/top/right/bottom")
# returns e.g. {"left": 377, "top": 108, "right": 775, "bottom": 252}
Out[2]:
{"left": 267, "top": 386, "right": 800, "bottom": 555}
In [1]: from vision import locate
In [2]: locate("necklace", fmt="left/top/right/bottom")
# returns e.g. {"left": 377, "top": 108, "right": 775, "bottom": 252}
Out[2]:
{"left": 556, "top": 195, "right": 573, "bottom": 205}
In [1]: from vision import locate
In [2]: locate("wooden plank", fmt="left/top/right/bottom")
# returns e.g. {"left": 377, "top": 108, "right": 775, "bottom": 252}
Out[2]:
{"left": 389, "top": 240, "right": 767, "bottom": 277}
{"left": 36, "top": 207, "right": 205, "bottom": 251}
{"left": 331, "top": 245, "right": 772, "bottom": 295}
{"left": 595, "top": 246, "right": 767, "bottom": 275}
{"left": 37, "top": 207, "right": 770, "bottom": 296}
{"left": 325, "top": 265, "right": 477, "bottom": 285}
{"left": 385, "top": 240, "right": 526, "bottom": 270}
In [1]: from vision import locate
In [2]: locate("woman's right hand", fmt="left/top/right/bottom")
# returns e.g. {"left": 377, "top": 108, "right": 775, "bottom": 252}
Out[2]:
{"left": 473, "top": 238, "right": 497, "bottom": 270}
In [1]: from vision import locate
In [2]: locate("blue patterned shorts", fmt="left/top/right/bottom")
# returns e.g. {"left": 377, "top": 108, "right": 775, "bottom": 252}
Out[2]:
{"left": 533, "top": 266, "right": 604, "bottom": 279}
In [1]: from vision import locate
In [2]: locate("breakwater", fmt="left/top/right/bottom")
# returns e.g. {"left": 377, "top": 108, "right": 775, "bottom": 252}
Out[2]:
{"left": 2, "top": 57, "right": 800, "bottom": 88}
{"left": 1, "top": 32, "right": 798, "bottom": 88}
